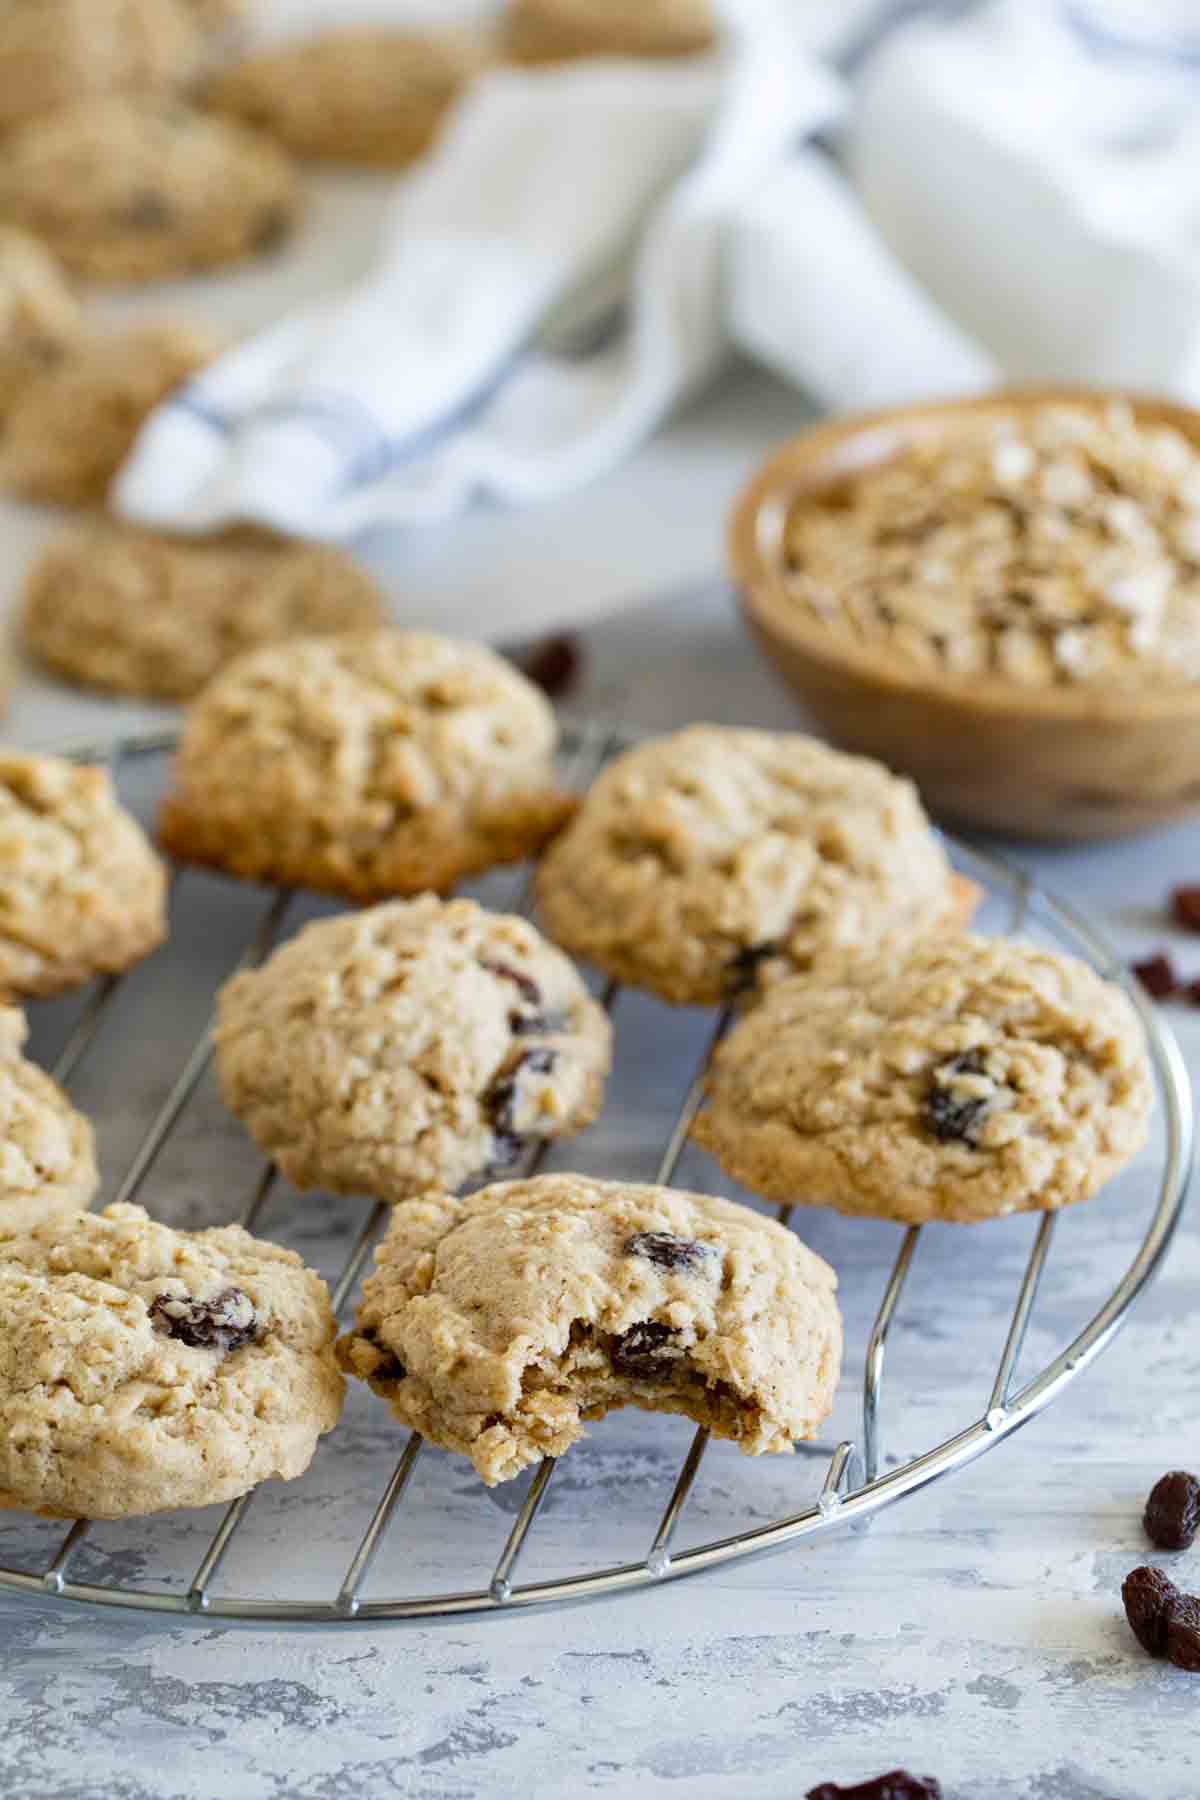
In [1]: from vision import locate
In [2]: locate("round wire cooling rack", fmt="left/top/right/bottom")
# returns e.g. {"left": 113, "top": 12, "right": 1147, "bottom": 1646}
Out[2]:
{"left": 0, "top": 718, "right": 1191, "bottom": 1626}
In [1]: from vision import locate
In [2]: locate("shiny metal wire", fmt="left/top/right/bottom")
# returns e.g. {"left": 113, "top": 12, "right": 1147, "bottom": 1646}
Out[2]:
{"left": 2, "top": 722, "right": 1192, "bottom": 1624}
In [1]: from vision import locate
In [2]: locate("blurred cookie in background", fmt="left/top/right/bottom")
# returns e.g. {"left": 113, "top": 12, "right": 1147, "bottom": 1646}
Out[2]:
{"left": 0, "top": 99, "right": 297, "bottom": 284}
{"left": 502, "top": 0, "right": 716, "bottom": 65}
{"left": 2, "top": 322, "right": 220, "bottom": 507}
{"left": 175, "top": 0, "right": 249, "bottom": 36}
{"left": 206, "top": 27, "right": 483, "bottom": 168}
{"left": 0, "top": 228, "right": 80, "bottom": 422}
{"left": 0, "top": 753, "right": 167, "bottom": 998}
{"left": 23, "top": 522, "right": 386, "bottom": 702}
{"left": 159, "top": 630, "right": 576, "bottom": 900}
{"left": 0, "top": 0, "right": 201, "bottom": 134}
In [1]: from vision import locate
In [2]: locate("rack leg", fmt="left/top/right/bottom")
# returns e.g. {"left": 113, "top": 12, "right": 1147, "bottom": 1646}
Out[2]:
{"left": 862, "top": 1226, "right": 921, "bottom": 1486}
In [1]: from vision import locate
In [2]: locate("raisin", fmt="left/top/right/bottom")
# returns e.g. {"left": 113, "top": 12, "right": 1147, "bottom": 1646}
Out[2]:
{"left": 611, "top": 1320, "right": 677, "bottom": 1379}
{"left": 362, "top": 1330, "right": 405, "bottom": 1384}
{"left": 925, "top": 1048, "right": 990, "bottom": 1145}
{"left": 806, "top": 1774, "right": 942, "bottom": 1800}
{"left": 485, "top": 1048, "right": 557, "bottom": 1165}
{"left": 1145, "top": 1470, "right": 1200, "bottom": 1551}
{"left": 511, "top": 1009, "right": 568, "bottom": 1038}
{"left": 1172, "top": 886, "right": 1200, "bottom": 931}
{"left": 480, "top": 959, "right": 542, "bottom": 1008}
{"left": 518, "top": 635, "right": 581, "bottom": 699}
{"left": 481, "top": 959, "right": 568, "bottom": 1036}
{"left": 1122, "top": 1564, "right": 1179, "bottom": 1656}
{"left": 122, "top": 192, "right": 171, "bottom": 230}
{"left": 724, "top": 940, "right": 780, "bottom": 993}
{"left": 150, "top": 1287, "right": 257, "bottom": 1355}
{"left": 488, "top": 1048, "right": 556, "bottom": 1130}
{"left": 625, "top": 1231, "right": 713, "bottom": 1273}
{"left": 1133, "top": 953, "right": 1178, "bottom": 999}
{"left": 1167, "top": 1593, "right": 1200, "bottom": 1671}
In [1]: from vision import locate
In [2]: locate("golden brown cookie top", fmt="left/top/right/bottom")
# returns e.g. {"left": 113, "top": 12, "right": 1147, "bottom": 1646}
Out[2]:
{"left": 694, "top": 932, "right": 1154, "bottom": 1224}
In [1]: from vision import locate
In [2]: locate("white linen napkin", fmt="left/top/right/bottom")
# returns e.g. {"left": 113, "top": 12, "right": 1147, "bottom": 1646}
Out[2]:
{"left": 726, "top": 0, "right": 1200, "bottom": 414}
{"left": 116, "top": 1, "right": 842, "bottom": 541}
{"left": 725, "top": 148, "right": 997, "bottom": 413}
{"left": 845, "top": 0, "right": 1200, "bottom": 395}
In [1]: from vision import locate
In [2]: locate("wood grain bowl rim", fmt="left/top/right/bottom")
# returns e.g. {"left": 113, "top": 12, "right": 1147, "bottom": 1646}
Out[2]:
{"left": 731, "top": 384, "right": 1200, "bottom": 725}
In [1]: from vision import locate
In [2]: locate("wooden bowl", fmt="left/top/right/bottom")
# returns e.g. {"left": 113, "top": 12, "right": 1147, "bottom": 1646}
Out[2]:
{"left": 731, "top": 387, "right": 1200, "bottom": 841}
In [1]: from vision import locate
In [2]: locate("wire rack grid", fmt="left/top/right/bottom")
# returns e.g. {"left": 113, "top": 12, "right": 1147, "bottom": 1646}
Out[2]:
{"left": 0, "top": 718, "right": 1191, "bottom": 1626}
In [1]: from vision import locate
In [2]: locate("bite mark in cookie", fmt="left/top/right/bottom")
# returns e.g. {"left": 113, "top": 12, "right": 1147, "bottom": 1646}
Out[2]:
{"left": 337, "top": 1174, "right": 841, "bottom": 1485}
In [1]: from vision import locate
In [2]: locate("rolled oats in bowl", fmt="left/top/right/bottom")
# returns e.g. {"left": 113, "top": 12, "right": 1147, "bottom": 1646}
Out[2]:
{"left": 779, "top": 402, "right": 1200, "bottom": 691}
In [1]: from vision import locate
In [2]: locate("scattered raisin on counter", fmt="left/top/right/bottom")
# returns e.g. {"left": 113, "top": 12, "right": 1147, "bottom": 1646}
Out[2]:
{"left": 150, "top": 1287, "right": 258, "bottom": 1355}
{"left": 1122, "top": 1564, "right": 1200, "bottom": 1668}
{"left": 1144, "top": 1470, "right": 1200, "bottom": 1551}
{"left": 1123, "top": 1564, "right": 1177, "bottom": 1656}
{"left": 1171, "top": 885, "right": 1200, "bottom": 931}
{"left": 1132, "top": 953, "right": 1178, "bottom": 1000}
{"left": 518, "top": 635, "right": 582, "bottom": 699}
{"left": 1167, "top": 1594, "right": 1200, "bottom": 1672}
{"left": 806, "top": 1774, "right": 942, "bottom": 1800}
{"left": 624, "top": 1231, "right": 714, "bottom": 1274}
{"left": 611, "top": 1320, "right": 677, "bottom": 1379}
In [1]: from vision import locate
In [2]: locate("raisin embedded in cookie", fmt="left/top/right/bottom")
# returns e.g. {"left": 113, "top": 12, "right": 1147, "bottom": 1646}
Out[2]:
{"left": 0, "top": 98, "right": 297, "bottom": 285}
{"left": 0, "top": 227, "right": 80, "bottom": 421}
{"left": 0, "top": 0, "right": 200, "bottom": 135}
{"left": 502, "top": 0, "right": 716, "bottom": 64}
{"left": 22, "top": 522, "right": 386, "bottom": 702}
{"left": 0, "top": 1004, "right": 97, "bottom": 1234}
{"left": 214, "top": 897, "right": 612, "bottom": 1200}
{"left": 0, "top": 1203, "right": 344, "bottom": 1518}
{"left": 535, "top": 725, "right": 977, "bottom": 1006}
{"left": 0, "top": 754, "right": 168, "bottom": 999}
{"left": 693, "top": 933, "right": 1154, "bottom": 1225}
{"left": 337, "top": 1173, "right": 841, "bottom": 1484}
{"left": 1, "top": 323, "right": 220, "bottom": 507}
{"left": 159, "top": 630, "right": 577, "bottom": 900}
{"left": 206, "top": 28, "right": 483, "bottom": 168}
